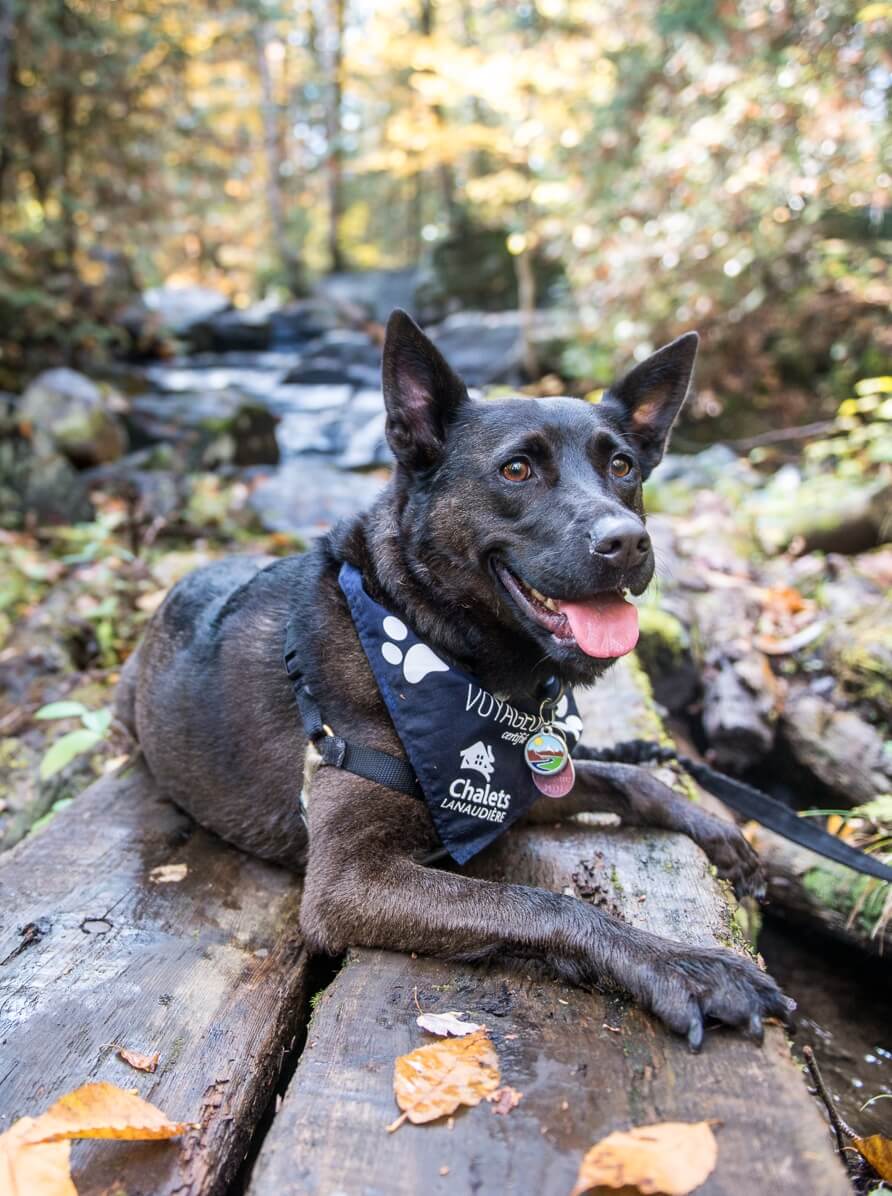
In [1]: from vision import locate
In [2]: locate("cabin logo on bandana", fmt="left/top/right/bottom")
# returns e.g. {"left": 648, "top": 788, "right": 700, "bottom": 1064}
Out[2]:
{"left": 338, "top": 562, "right": 583, "bottom": 864}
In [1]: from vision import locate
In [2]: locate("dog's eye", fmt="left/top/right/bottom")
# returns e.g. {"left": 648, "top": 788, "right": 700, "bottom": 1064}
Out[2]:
{"left": 500, "top": 458, "right": 532, "bottom": 482}
{"left": 610, "top": 454, "right": 634, "bottom": 479}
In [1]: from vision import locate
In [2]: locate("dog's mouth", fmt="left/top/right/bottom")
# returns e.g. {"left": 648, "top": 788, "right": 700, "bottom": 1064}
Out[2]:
{"left": 492, "top": 560, "right": 639, "bottom": 659}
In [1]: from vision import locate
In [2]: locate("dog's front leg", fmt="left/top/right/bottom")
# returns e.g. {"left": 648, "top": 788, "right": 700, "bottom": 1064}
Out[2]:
{"left": 528, "top": 759, "right": 763, "bottom": 896}
{"left": 299, "top": 769, "right": 790, "bottom": 1048}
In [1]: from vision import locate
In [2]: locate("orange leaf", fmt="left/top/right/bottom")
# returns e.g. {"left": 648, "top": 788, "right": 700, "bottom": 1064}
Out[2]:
{"left": 0, "top": 1118, "right": 75, "bottom": 1196}
{"left": 571, "top": 1121, "right": 718, "bottom": 1196}
{"left": 854, "top": 1135, "right": 892, "bottom": 1181}
{"left": 21, "top": 1081, "right": 189, "bottom": 1144}
{"left": 117, "top": 1047, "right": 160, "bottom": 1073}
{"left": 388, "top": 1028, "right": 500, "bottom": 1130}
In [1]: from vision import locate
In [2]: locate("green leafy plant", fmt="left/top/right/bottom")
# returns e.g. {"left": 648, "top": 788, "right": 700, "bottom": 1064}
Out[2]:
{"left": 35, "top": 701, "right": 112, "bottom": 781}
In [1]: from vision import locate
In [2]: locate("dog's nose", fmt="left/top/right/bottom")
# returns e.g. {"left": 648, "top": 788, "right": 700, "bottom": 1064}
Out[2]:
{"left": 589, "top": 513, "right": 650, "bottom": 569}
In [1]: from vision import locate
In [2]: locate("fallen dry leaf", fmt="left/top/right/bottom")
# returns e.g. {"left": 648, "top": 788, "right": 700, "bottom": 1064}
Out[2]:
{"left": 488, "top": 1085, "right": 523, "bottom": 1115}
{"left": 387, "top": 1028, "right": 500, "bottom": 1131}
{"left": 416, "top": 1011, "right": 484, "bottom": 1038}
{"left": 22, "top": 1081, "right": 189, "bottom": 1144}
{"left": 0, "top": 1082, "right": 188, "bottom": 1196}
{"left": 0, "top": 1118, "right": 75, "bottom": 1196}
{"left": 571, "top": 1121, "right": 718, "bottom": 1196}
{"left": 117, "top": 1047, "right": 160, "bottom": 1074}
{"left": 149, "top": 863, "right": 188, "bottom": 884}
{"left": 853, "top": 1134, "right": 892, "bottom": 1181}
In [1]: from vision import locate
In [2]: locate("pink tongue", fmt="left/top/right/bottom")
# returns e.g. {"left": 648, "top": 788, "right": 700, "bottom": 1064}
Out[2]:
{"left": 557, "top": 594, "right": 640, "bottom": 658}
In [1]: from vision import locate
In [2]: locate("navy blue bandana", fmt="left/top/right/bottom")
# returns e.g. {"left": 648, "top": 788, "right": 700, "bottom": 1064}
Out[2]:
{"left": 338, "top": 563, "right": 582, "bottom": 864}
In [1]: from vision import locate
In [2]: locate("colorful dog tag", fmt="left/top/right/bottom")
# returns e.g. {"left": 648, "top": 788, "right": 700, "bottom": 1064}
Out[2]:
{"left": 524, "top": 727, "right": 575, "bottom": 798}
{"left": 524, "top": 729, "right": 570, "bottom": 775}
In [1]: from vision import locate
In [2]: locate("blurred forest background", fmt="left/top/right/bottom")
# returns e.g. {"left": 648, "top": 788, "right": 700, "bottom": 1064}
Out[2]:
{"left": 1, "top": 1, "right": 891, "bottom": 1139}
{"left": 0, "top": 0, "right": 889, "bottom": 415}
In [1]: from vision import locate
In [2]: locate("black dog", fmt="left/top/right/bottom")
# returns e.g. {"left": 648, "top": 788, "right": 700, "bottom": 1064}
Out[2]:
{"left": 117, "top": 310, "right": 791, "bottom": 1049}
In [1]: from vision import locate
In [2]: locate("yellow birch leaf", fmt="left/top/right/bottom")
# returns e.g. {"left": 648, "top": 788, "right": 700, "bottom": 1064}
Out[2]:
{"left": 388, "top": 1028, "right": 500, "bottom": 1130}
{"left": 0, "top": 1118, "right": 75, "bottom": 1196}
{"left": 853, "top": 1134, "right": 892, "bottom": 1181}
{"left": 571, "top": 1121, "right": 718, "bottom": 1196}
{"left": 21, "top": 1081, "right": 189, "bottom": 1144}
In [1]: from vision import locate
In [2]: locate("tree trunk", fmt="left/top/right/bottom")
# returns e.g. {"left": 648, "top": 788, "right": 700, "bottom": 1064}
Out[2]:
{"left": 255, "top": 22, "right": 305, "bottom": 295}
{"left": 515, "top": 241, "right": 538, "bottom": 378}
{"left": 57, "top": 0, "right": 77, "bottom": 282}
{"left": 323, "top": 0, "right": 346, "bottom": 273}
{"left": 0, "top": 0, "right": 15, "bottom": 145}
{"left": 419, "top": 0, "right": 458, "bottom": 234}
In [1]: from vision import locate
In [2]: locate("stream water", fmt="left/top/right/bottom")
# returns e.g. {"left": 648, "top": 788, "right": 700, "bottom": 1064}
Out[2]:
{"left": 760, "top": 917, "right": 892, "bottom": 1140}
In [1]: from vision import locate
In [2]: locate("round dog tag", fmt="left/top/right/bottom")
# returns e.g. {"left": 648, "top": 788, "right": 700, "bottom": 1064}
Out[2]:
{"left": 531, "top": 755, "right": 576, "bottom": 799}
{"left": 524, "top": 729, "right": 570, "bottom": 775}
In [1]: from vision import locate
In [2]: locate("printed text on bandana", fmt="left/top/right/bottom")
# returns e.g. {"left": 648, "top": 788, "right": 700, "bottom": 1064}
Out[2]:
{"left": 337, "top": 562, "right": 583, "bottom": 864}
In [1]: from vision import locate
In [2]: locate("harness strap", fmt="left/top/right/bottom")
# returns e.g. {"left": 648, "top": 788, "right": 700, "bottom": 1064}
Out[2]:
{"left": 576, "top": 740, "right": 892, "bottom": 884}
{"left": 284, "top": 632, "right": 422, "bottom": 800}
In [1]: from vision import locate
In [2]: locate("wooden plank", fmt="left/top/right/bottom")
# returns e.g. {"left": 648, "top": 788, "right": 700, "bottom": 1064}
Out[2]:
{"left": 0, "top": 761, "right": 308, "bottom": 1196}
{"left": 247, "top": 659, "right": 848, "bottom": 1196}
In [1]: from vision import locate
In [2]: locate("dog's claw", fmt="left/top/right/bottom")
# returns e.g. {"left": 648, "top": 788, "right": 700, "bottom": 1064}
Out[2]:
{"left": 625, "top": 937, "right": 792, "bottom": 1051}
{"left": 687, "top": 1015, "right": 704, "bottom": 1053}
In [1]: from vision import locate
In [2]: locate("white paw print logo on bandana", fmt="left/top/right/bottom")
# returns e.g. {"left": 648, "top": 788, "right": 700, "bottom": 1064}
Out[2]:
{"left": 381, "top": 616, "right": 450, "bottom": 684}
{"left": 553, "top": 693, "right": 583, "bottom": 741}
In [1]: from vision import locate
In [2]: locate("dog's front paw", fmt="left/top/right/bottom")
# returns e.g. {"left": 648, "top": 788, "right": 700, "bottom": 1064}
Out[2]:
{"left": 623, "top": 939, "right": 795, "bottom": 1051}
{"left": 686, "top": 811, "right": 765, "bottom": 898}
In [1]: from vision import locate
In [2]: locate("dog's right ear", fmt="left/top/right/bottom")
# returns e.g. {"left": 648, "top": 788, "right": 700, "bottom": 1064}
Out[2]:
{"left": 382, "top": 309, "right": 468, "bottom": 471}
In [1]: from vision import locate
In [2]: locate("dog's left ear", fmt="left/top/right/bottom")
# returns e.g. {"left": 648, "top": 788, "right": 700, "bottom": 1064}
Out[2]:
{"left": 382, "top": 309, "right": 469, "bottom": 471}
{"left": 600, "top": 332, "right": 699, "bottom": 478}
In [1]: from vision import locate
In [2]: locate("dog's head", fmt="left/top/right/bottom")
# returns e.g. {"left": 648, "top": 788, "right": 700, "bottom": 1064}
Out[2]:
{"left": 381, "top": 309, "right": 697, "bottom": 687}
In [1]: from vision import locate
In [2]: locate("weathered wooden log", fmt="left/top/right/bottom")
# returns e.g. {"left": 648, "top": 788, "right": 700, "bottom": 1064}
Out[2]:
{"left": 748, "top": 824, "right": 891, "bottom": 958}
{"left": 0, "top": 762, "right": 309, "bottom": 1196}
{"left": 246, "top": 659, "right": 847, "bottom": 1196}
{"left": 780, "top": 686, "right": 892, "bottom": 807}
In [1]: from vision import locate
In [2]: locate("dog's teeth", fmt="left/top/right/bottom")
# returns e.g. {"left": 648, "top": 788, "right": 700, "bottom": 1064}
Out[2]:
{"left": 542, "top": 597, "right": 558, "bottom": 612}
{"left": 529, "top": 586, "right": 545, "bottom": 603}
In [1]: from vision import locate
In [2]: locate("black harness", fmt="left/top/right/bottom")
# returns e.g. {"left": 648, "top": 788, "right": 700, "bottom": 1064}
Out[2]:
{"left": 284, "top": 574, "right": 892, "bottom": 885}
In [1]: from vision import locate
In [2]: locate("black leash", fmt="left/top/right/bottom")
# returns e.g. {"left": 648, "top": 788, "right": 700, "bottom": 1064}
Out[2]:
{"left": 284, "top": 623, "right": 892, "bottom": 885}
{"left": 575, "top": 740, "right": 892, "bottom": 884}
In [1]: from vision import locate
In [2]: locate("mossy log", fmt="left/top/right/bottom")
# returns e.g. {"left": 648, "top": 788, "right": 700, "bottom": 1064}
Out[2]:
{"left": 748, "top": 824, "right": 891, "bottom": 958}
{"left": 751, "top": 474, "right": 892, "bottom": 556}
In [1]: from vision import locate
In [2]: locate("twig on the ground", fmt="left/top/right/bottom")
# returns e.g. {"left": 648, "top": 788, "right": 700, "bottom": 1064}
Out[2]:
{"left": 802, "top": 1044, "right": 856, "bottom": 1155}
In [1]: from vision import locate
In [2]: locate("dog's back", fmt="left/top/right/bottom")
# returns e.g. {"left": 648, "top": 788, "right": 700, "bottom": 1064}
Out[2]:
{"left": 118, "top": 554, "right": 312, "bottom": 866}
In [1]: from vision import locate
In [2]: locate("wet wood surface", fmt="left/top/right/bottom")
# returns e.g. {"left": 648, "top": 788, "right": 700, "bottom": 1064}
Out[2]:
{"left": 0, "top": 760, "right": 308, "bottom": 1196}
{"left": 247, "top": 661, "right": 848, "bottom": 1196}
